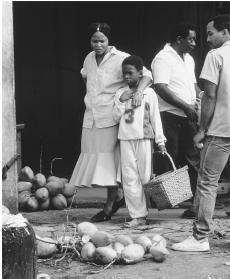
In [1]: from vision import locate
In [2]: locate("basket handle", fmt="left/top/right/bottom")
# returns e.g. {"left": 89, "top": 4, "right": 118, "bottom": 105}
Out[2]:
{"left": 153, "top": 151, "right": 177, "bottom": 171}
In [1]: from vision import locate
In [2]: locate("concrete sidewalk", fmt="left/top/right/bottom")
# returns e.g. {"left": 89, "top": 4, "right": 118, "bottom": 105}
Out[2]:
{"left": 23, "top": 207, "right": 230, "bottom": 279}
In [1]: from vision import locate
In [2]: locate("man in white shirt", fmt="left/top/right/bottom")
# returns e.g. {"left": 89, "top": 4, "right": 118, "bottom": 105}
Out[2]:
{"left": 172, "top": 14, "right": 230, "bottom": 252}
{"left": 151, "top": 22, "right": 202, "bottom": 218}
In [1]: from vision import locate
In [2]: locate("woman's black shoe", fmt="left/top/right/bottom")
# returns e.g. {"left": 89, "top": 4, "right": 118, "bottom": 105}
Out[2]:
{"left": 181, "top": 209, "right": 195, "bottom": 219}
{"left": 91, "top": 210, "right": 111, "bottom": 222}
{"left": 111, "top": 197, "right": 125, "bottom": 215}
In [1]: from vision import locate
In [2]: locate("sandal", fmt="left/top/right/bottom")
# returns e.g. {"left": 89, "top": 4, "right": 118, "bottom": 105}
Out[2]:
{"left": 111, "top": 197, "right": 125, "bottom": 215}
{"left": 123, "top": 217, "right": 148, "bottom": 228}
{"left": 91, "top": 210, "right": 111, "bottom": 222}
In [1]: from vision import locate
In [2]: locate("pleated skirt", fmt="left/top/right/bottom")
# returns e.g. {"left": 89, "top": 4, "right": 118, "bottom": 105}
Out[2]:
{"left": 69, "top": 124, "right": 121, "bottom": 187}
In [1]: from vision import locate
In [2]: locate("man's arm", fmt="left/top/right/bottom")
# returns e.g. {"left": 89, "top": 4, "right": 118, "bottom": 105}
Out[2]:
{"left": 154, "top": 83, "right": 198, "bottom": 121}
{"left": 193, "top": 80, "right": 217, "bottom": 147}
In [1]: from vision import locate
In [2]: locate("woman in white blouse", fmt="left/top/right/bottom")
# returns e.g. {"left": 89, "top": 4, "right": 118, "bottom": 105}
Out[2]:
{"left": 69, "top": 23, "right": 152, "bottom": 222}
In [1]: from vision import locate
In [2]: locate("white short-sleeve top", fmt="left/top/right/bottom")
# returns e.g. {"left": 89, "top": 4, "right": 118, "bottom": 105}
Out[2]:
{"left": 151, "top": 44, "right": 197, "bottom": 117}
{"left": 200, "top": 41, "right": 230, "bottom": 137}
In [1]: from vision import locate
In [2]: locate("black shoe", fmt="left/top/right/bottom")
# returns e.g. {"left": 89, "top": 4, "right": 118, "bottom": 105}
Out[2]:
{"left": 182, "top": 209, "right": 195, "bottom": 219}
{"left": 111, "top": 197, "right": 125, "bottom": 215}
{"left": 91, "top": 210, "right": 111, "bottom": 222}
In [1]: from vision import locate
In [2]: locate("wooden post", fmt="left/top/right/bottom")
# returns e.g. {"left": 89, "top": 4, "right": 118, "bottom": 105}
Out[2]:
{"left": 2, "top": 2, "right": 18, "bottom": 213}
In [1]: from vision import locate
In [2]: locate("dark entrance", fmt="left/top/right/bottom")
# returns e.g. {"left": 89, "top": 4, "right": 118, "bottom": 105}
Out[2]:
{"left": 13, "top": 1, "right": 230, "bottom": 177}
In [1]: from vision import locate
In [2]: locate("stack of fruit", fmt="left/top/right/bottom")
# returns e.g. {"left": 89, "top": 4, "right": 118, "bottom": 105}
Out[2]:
{"left": 18, "top": 166, "right": 76, "bottom": 211}
{"left": 36, "top": 222, "right": 170, "bottom": 264}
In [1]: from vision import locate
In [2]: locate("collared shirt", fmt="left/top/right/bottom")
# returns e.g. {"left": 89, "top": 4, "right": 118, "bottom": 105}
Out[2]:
{"left": 200, "top": 41, "right": 230, "bottom": 137}
{"left": 151, "top": 44, "right": 197, "bottom": 117}
{"left": 113, "top": 86, "right": 166, "bottom": 145}
{"left": 81, "top": 46, "right": 152, "bottom": 128}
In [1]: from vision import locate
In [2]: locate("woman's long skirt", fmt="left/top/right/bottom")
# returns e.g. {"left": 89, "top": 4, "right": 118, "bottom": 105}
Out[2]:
{"left": 69, "top": 124, "right": 121, "bottom": 187}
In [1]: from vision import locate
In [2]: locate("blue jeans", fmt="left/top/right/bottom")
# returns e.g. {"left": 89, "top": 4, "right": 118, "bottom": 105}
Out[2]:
{"left": 193, "top": 136, "right": 230, "bottom": 240}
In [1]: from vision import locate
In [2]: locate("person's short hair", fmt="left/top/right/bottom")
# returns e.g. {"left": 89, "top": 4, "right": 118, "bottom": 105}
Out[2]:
{"left": 170, "top": 22, "right": 197, "bottom": 43}
{"left": 207, "top": 14, "right": 230, "bottom": 33}
{"left": 88, "top": 22, "right": 111, "bottom": 40}
{"left": 122, "top": 55, "right": 144, "bottom": 71}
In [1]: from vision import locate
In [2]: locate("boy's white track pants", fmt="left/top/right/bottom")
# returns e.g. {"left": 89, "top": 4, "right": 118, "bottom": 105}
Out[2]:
{"left": 120, "top": 139, "right": 152, "bottom": 218}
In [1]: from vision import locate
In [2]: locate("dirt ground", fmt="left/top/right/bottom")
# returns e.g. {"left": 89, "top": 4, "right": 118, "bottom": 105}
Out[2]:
{"left": 22, "top": 205, "right": 230, "bottom": 279}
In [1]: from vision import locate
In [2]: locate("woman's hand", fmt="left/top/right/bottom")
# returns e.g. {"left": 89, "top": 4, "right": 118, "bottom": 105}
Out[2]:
{"left": 132, "top": 90, "right": 143, "bottom": 107}
{"left": 119, "top": 89, "right": 133, "bottom": 103}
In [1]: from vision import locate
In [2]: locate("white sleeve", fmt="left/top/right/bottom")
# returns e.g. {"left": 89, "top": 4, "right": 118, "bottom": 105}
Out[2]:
{"left": 190, "top": 56, "right": 197, "bottom": 83}
{"left": 142, "top": 66, "right": 153, "bottom": 79}
{"left": 113, "top": 90, "right": 126, "bottom": 123}
{"left": 80, "top": 55, "right": 88, "bottom": 78}
{"left": 149, "top": 90, "right": 166, "bottom": 145}
{"left": 200, "top": 51, "right": 221, "bottom": 85}
{"left": 151, "top": 56, "right": 171, "bottom": 84}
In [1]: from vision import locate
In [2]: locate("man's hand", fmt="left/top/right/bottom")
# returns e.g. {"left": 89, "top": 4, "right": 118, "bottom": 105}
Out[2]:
{"left": 158, "top": 144, "right": 166, "bottom": 154}
{"left": 184, "top": 104, "right": 198, "bottom": 122}
{"left": 119, "top": 89, "right": 133, "bottom": 103}
{"left": 132, "top": 90, "right": 143, "bottom": 107}
{"left": 193, "top": 130, "right": 206, "bottom": 149}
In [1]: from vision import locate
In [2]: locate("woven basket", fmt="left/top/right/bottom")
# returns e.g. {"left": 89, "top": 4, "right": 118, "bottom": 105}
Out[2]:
{"left": 144, "top": 152, "right": 193, "bottom": 210}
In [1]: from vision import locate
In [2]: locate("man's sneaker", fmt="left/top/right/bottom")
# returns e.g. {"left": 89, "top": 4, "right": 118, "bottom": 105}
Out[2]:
{"left": 171, "top": 236, "right": 210, "bottom": 252}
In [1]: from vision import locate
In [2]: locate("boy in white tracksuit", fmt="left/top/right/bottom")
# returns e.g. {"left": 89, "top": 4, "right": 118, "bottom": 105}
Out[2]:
{"left": 113, "top": 55, "right": 166, "bottom": 227}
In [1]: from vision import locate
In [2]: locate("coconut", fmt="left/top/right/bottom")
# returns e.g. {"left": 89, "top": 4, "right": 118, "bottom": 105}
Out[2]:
{"left": 62, "top": 183, "right": 76, "bottom": 197}
{"left": 17, "top": 181, "right": 33, "bottom": 193}
{"left": 32, "top": 173, "right": 46, "bottom": 189}
{"left": 95, "top": 246, "right": 117, "bottom": 264}
{"left": 77, "top": 222, "right": 98, "bottom": 237}
{"left": 121, "top": 243, "right": 145, "bottom": 264}
{"left": 149, "top": 245, "right": 169, "bottom": 262}
{"left": 36, "top": 236, "right": 57, "bottom": 258}
{"left": 35, "top": 187, "right": 49, "bottom": 202}
{"left": 19, "top": 166, "right": 34, "bottom": 182}
{"left": 134, "top": 235, "right": 152, "bottom": 253}
{"left": 81, "top": 242, "right": 96, "bottom": 261}
{"left": 47, "top": 175, "right": 61, "bottom": 182}
{"left": 18, "top": 191, "right": 31, "bottom": 209}
{"left": 91, "top": 231, "right": 113, "bottom": 247}
{"left": 114, "top": 234, "right": 133, "bottom": 246}
{"left": 51, "top": 194, "right": 67, "bottom": 210}
{"left": 39, "top": 198, "right": 50, "bottom": 210}
{"left": 112, "top": 242, "right": 125, "bottom": 258}
{"left": 45, "top": 180, "right": 64, "bottom": 197}
{"left": 26, "top": 196, "right": 39, "bottom": 211}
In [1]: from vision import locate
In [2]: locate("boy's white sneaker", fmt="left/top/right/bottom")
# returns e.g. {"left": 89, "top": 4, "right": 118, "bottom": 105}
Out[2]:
{"left": 171, "top": 236, "right": 210, "bottom": 252}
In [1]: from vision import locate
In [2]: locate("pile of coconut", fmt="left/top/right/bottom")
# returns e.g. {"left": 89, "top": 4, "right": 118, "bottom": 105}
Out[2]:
{"left": 18, "top": 166, "right": 76, "bottom": 211}
{"left": 37, "top": 222, "right": 169, "bottom": 266}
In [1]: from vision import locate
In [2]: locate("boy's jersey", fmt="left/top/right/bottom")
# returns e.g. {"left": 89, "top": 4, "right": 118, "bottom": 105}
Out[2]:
{"left": 113, "top": 87, "right": 166, "bottom": 145}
